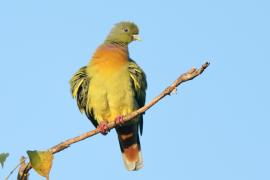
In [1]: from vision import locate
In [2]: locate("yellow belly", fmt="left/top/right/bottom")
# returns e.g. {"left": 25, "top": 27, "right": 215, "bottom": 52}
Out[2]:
{"left": 88, "top": 66, "right": 135, "bottom": 123}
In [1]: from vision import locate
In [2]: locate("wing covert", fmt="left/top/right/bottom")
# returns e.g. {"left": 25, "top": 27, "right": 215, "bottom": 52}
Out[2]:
{"left": 128, "top": 59, "right": 147, "bottom": 135}
{"left": 70, "top": 66, "right": 98, "bottom": 127}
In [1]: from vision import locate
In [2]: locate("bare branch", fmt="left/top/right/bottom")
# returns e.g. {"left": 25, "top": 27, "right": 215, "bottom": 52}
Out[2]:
{"left": 16, "top": 157, "right": 29, "bottom": 180}
{"left": 17, "top": 62, "right": 210, "bottom": 179}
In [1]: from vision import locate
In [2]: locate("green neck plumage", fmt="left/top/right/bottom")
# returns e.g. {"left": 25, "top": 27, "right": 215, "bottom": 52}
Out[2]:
{"left": 104, "top": 38, "right": 128, "bottom": 47}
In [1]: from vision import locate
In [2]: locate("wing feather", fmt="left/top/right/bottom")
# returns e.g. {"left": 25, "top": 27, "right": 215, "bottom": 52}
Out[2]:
{"left": 128, "top": 59, "right": 147, "bottom": 135}
{"left": 69, "top": 66, "right": 98, "bottom": 127}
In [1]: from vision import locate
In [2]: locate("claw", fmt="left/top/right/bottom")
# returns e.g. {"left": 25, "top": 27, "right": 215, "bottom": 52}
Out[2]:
{"left": 98, "top": 122, "right": 109, "bottom": 135}
{"left": 115, "top": 115, "right": 125, "bottom": 126}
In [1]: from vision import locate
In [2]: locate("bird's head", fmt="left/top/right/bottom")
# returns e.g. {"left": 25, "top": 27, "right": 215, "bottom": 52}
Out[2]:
{"left": 105, "top": 21, "right": 141, "bottom": 45}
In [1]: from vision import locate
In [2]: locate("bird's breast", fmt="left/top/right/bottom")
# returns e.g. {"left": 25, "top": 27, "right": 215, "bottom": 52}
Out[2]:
{"left": 89, "top": 44, "right": 129, "bottom": 75}
{"left": 86, "top": 44, "right": 135, "bottom": 123}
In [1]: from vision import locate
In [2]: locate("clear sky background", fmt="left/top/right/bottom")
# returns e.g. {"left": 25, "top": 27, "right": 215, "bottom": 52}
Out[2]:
{"left": 1, "top": 0, "right": 270, "bottom": 179}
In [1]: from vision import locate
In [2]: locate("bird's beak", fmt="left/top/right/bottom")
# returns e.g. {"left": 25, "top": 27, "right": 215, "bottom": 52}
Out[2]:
{"left": 132, "top": 34, "right": 142, "bottom": 41}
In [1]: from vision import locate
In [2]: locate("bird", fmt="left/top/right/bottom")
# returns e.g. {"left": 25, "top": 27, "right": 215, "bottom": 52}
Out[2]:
{"left": 70, "top": 21, "right": 147, "bottom": 171}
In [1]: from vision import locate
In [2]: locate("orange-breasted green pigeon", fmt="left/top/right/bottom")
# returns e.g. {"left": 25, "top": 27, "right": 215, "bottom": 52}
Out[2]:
{"left": 70, "top": 22, "right": 147, "bottom": 171}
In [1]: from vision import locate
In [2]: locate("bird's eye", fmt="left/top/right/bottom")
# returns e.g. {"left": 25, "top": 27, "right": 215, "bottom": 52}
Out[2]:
{"left": 123, "top": 28, "right": 129, "bottom": 32}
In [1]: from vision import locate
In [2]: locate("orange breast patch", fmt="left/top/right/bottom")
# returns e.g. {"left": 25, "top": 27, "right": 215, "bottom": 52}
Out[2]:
{"left": 91, "top": 44, "right": 129, "bottom": 74}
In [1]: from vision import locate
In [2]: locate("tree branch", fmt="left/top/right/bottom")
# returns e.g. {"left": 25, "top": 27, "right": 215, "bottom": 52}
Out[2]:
{"left": 17, "top": 62, "right": 210, "bottom": 179}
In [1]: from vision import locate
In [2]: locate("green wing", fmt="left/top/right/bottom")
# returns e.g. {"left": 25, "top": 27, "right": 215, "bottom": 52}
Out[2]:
{"left": 128, "top": 59, "right": 147, "bottom": 135}
{"left": 69, "top": 66, "right": 98, "bottom": 127}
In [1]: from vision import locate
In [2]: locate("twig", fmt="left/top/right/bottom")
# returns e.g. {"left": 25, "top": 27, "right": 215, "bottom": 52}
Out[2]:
{"left": 5, "top": 157, "right": 27, "bottom": 180}
{"left": 16, "top": 157, "right": 29, "bottom": 180}
{"left": 17, "top": 62, "right": 210, "bottom": 179}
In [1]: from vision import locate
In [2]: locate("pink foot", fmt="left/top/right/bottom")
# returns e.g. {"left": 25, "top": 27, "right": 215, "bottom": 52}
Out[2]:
{"left": 115, "top": 115, "right": 125, "bottom": 126}
{"left": 97, "top": 122, "right": 109, "bottom": 135}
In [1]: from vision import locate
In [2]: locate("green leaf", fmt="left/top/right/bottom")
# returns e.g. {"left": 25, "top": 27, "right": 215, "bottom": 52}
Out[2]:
{"left": 27, "top": 150, "right": 53, "bottom": 179}
{"left": 0, "top": 153, "right": 9, "bottom": 168}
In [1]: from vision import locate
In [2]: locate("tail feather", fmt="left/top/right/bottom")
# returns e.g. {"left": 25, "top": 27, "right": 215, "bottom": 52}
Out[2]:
{"left": 116, "top": 124, "right": 143, "bottom": 171}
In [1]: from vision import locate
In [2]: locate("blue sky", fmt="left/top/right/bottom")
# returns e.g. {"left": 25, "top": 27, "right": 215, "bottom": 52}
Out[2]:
{"left": 1, "top": 0, "right": 270, "bottom": 179}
